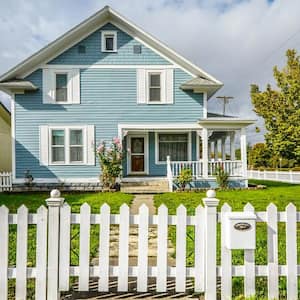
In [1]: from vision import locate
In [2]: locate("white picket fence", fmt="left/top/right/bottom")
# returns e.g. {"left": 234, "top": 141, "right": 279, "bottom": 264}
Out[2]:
{"left": 1, "top": 190, "right": 300, "bottom": 299}
{"left": 0, "top": 172, "right": 12, "bottom": 192}
{"left": 248, "top": 169, "right": 300, "bottom": 183}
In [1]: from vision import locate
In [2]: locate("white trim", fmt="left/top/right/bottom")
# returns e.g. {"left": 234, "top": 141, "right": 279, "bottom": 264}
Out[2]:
{"left": 118, "top": 123, "right": 201, "bottom": 132}
{"left": 101, "top": 30, "right": 117, "bottom": 52}
{"left": 11, "top": 94, "right": 16, "bottom": 181}
{"left": 127, "top": 133, "right": 149, "bottom": 175}
{"left": 155, "top": 131, "right": 191, "bottom": 165}
{"left": 42, "top": 64, "right": 177, "bottom": 69}
{"left": 203, "top": 92, "right": 207, "bottom": 119}
{"left": 47, "top": 125, "right": 89, "bottom": 166}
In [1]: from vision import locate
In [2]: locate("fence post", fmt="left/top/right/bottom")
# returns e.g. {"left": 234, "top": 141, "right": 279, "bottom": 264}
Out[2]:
{"left": 46, "top": 189, "right": 64, "bottom": 300}
{"left": 289, "top": 170, "right": 293, "bottom": 183}
{"left": 203, "top": 190, "right": 219, "bottom": 300}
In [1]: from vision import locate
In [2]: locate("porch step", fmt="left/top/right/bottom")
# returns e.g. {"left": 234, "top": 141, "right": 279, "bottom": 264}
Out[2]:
{"left": 121, "top": 179, "right": 169, "bottom": 194}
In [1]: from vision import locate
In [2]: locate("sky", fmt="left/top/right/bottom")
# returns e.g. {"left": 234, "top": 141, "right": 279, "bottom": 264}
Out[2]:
{"left": 1, "top": 0, "right": 300, "bottom": 144}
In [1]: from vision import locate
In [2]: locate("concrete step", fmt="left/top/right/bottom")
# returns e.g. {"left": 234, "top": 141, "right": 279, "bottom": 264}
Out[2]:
{"left": 121, "top": 179, "right": 169, "bottom": 193}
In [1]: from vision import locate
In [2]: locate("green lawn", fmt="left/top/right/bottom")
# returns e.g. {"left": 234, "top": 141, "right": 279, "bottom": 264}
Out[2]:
{"left": 154, "top": 180, "right": 300, "bottom": 299}
{"left": 2, "top": 191, "right": 133, "bottom": 299}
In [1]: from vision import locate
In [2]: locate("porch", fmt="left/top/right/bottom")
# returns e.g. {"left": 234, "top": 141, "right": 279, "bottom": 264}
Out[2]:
{"left": 118, "top": 119, "right": 253, "bottom": 190}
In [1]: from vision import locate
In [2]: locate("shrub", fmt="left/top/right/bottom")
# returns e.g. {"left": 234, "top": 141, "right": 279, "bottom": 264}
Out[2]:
{"left": 215, "top": 166, "right": 229, "bottom": 189}
{"left": 96, "top": 137, "right": 124, "bottom": 189}
{"left": 176, "top": 168, "right": 193, "bottom": 191}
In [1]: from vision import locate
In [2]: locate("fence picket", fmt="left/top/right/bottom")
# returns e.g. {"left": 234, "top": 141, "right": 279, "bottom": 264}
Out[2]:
{"left": 0, "top": 205, "right": 8, "bottom": 299}
{"left": 59, "top": 203, "right": 71, "bottom": 291}
{"left": 157, "top": 204, "right": 168, "bottom": 292}
{"left": 176, "top": 205, "right": 187, "bottom": 292}
{"left": 244, "top": 203, "right": 255, "bottom": 298}
{"left": 267, "top": 203, "right": 278, "bottom": 299}
{"left": 221, "top": 203, "right": 232, "bottom": 300}
{"left": 98, "top": 203, "right": 110, "bottom": 292}
{"left": 194, "top": 204, "right": 205, "bottom": 292}
{"left": 118, "top": 204, "right": 130, "bottom": 292}
{"left": 35, "top": 206, "right": 47, "bottom": 300}
{"left": 137, "top": 204, "right": 149, "bottom": 292}
{"left": 16, "top": 205, "right": 28, "bottom": 300}
{"left": 79, "top": 203, "right": 91, "bottom": 291}
{"left": 286, "top": 203, "right": 297, "bottom": 300}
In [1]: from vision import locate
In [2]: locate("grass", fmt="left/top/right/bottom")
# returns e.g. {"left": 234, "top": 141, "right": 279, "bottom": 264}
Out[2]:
{"left": 2, "top": 191, "right": 133, "bottom": 299}
{"left": 154, "top": 180, "right": 300, "bottom": 298}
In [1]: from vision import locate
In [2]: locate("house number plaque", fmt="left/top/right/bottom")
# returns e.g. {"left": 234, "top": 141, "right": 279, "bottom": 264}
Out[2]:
{"left": 234, "top": 222, "right": 252, "bottom": 231}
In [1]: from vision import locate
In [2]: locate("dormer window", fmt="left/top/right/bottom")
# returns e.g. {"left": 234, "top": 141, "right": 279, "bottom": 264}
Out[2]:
{"left": 101, "top": 31, "right": 117, "bottom": 52}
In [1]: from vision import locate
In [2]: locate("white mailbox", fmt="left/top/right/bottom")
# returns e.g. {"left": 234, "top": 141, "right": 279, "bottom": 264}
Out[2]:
{"left": 224, "top": 212, "right": 256, "bottom": 250}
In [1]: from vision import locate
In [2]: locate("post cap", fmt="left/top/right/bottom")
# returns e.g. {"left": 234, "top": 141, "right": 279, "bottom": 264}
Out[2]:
{"left": 50, "top": 189, "right": 61, "bottom": 198}
{"left": 206, "top": 189, "right": 216, "bottom": 198}
{"left": 46, "top": 189, "right": 64, "bottom": 207}
{"left": 203, "top": 189, "right": 219, "bottom": 207}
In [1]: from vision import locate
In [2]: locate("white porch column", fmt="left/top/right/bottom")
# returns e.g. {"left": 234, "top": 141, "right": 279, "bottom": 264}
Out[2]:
{"left": 202, "top": 128, "right": 208, "bottom": 178}
{"left": 214, "top": 140, "right": 218, "bottom": 160}
{"left": 221, "top": 137, "right": 226, "bottom": 161}
{"left": 230, "top": 132, "right": 236, "bottom": 161}
{"left": 240, "top": 128, "right": 247, "bottom": 179}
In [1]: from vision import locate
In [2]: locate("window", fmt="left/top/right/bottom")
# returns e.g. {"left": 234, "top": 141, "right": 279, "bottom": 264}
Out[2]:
{"left": 49, "top": 127, "right": 86, "bottom": 165}
{"left": 51, "top": 130, "right": 65, "bottom": 163}
{"left": 70, "top": 129, "right": 83, "bottom": 162}
{"left": 55, "top": 73, "right": 68, "bottom": 102}
{"left": 101, "top": 31, "right": 117, "bottom": 52}
{"left": 149, "top": 73, "right": 161, "bottom": 102}
{"left": 43, "top": 68, "right": 80, "bottom": 104}
{"left": 158, "top": 133, "right": 189, "bottom": 162}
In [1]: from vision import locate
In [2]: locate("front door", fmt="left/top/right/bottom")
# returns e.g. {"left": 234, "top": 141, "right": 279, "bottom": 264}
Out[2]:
{"left": 129, "top": 136, "right": 147, "bottom": 174}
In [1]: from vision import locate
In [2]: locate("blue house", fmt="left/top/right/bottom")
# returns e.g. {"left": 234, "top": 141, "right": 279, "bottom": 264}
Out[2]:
{"left": 0, "top": 6, "right": 254, "bottom": 191}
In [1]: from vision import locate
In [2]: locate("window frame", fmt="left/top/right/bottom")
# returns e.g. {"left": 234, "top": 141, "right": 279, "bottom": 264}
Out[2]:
{"left": 55, "top": 72, "right": 69, "bottom": 103}
{"left": 146, "top": 70, "right": 164, "bottom": 104}
{"left": 155, "top": 132, "right": 191, "bottom": 164}
{"left": 49, "top": 126, "right": 87, "bottom": 165}
{"left": 101, "top": 30, "right": 117, "bottom": 53}
{"left": 148, "top": 72, "right": 161, "bottom": 102}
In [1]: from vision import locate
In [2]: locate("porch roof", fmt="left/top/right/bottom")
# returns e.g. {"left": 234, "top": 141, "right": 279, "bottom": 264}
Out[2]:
{"left": 198, "top": 117, "right": 256, "bottom": 129}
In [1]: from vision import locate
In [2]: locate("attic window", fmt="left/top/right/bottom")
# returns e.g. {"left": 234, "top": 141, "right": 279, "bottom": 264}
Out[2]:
{"left": 101, "top": 31, "right": 117, "bottom": 52}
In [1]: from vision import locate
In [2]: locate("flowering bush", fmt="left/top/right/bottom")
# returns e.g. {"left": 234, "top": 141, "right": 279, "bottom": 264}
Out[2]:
{"left": 96, "top": 137, "right": 124, "bottom": 189}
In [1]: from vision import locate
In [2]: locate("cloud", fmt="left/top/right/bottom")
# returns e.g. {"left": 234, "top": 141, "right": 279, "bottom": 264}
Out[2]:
{"left": 1, "top": 0, "right": 300, "bottom": 143}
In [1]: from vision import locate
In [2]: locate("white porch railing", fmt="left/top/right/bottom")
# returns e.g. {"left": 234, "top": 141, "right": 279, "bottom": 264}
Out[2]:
{"left": 0, "top": 172, "right": 12, "bottom": 192}
{"left": 208, "top": 160, "right": 243, "bottom": 177}
{"left": 168, "top": 160, "right": 243, "bottom": 179}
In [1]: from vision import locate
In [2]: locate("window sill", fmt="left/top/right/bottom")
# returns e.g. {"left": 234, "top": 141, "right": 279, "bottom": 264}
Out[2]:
{"left": 49, "top": 162, "right": 87, "bottom": 166}
{"left": 101, "top": 50, "right": 117, "bottom": 53}
{"left": 146, "top": 101, "right": 169, "bottom": 105}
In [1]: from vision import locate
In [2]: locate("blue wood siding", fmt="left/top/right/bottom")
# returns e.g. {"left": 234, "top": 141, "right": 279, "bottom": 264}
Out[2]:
{"left": 49, "top": 23, "right": 170, "bottom": 65}
{"left": 15, "top": 67, "right": 203, "bottom": 179}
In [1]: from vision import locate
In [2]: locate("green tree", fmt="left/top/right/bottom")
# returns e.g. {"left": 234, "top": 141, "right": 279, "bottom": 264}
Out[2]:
{"left": 251, "top": 49, "right": 300, "bottom": 164}
{"left": 248, "top": 143, "right": 271, "bottom": 168}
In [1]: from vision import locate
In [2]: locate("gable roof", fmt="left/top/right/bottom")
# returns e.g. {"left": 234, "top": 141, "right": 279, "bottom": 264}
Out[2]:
{"left": 0, "top": 6, "right": 223, "bottom": 97}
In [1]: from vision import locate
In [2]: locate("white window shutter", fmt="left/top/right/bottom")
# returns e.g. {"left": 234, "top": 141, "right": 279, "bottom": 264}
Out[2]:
{"left": 70, "top": 69, "right": 80, "bottom": 104}
{"left": 137, "top": 69, "right": 146, "bottom": 104}
{"left": 42, "top": 69, "right": 55, "bottom": 104}
{"left": 87, "top": 125, "right": 95, "bottom": 165}
{"left": 39, "top": 125, "right": 49, "bottom": 165}
{"left": 165, "top": 69, "right": 174, "bottom": 104}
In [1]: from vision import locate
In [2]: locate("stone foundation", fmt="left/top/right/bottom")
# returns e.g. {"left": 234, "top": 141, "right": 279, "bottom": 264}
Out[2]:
{"left": 12, "top": 182, "right": 104, "bottom": 192}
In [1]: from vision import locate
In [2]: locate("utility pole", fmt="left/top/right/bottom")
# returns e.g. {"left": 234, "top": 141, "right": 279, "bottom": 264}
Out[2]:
{"left": 216, "top": 96, "right": 234, "bottom": 116}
